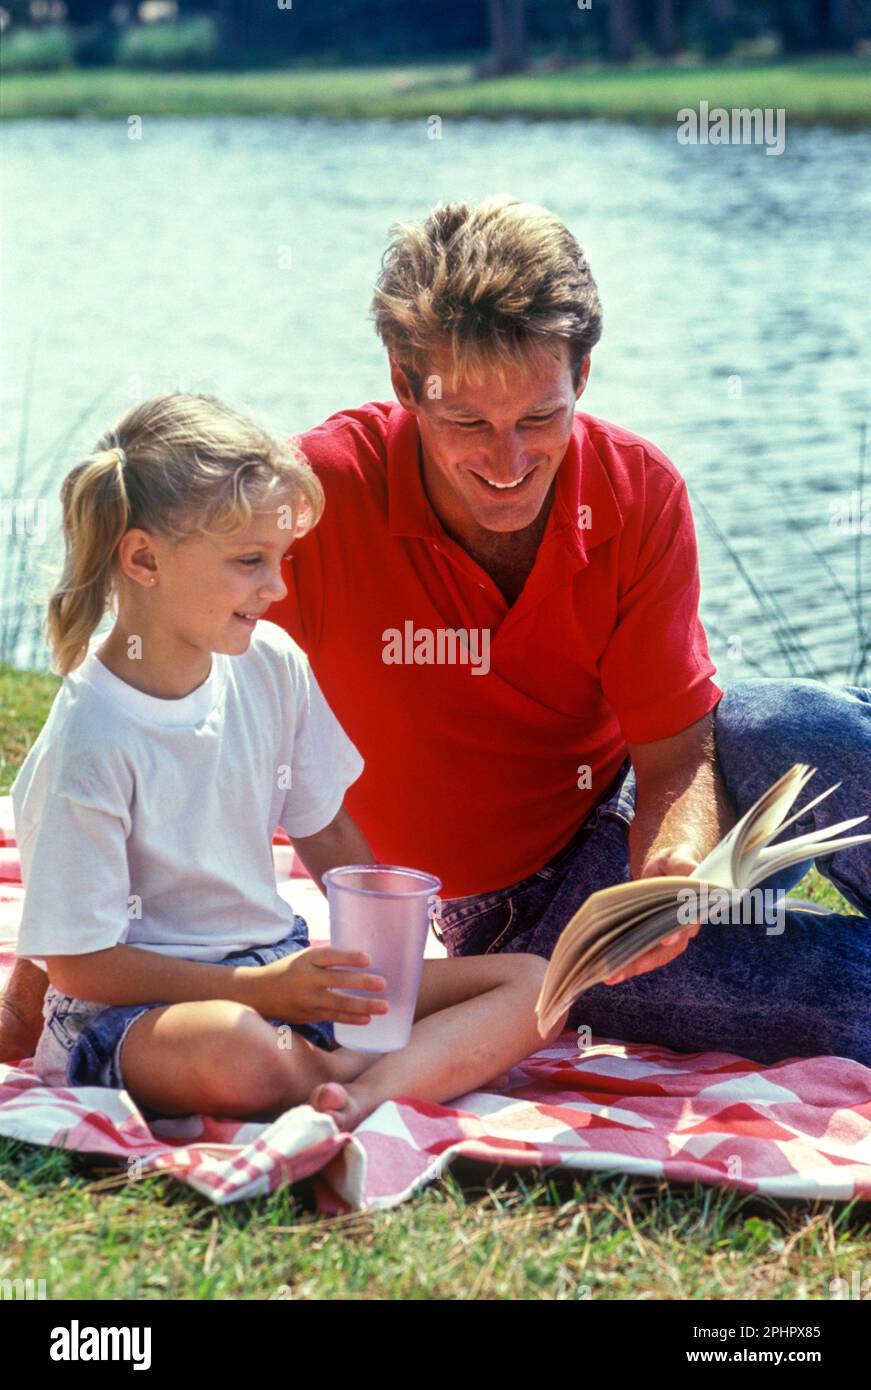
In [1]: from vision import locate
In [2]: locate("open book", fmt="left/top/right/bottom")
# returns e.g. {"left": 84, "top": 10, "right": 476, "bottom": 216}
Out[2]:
{"left": 535, "top": 764, "right": 871, "bottom": 1038}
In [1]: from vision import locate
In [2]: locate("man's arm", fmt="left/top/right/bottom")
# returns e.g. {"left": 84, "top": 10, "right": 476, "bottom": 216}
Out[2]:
{"left": 0, "top": 958, "right": 48, "bottom": 1063}
{"left": 602, "top": 708, "right": 736, "bottom": 987}
{"left": 626, "top": 708, "right": 735, "bottom": 880}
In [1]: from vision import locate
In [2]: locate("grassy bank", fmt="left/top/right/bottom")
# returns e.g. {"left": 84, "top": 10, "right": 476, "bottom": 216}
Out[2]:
{"left": 1, "top": 660, "right": 868, "bottom": 1298}
{"left": 2, "top": 55, "right": 870, "bottom": 124}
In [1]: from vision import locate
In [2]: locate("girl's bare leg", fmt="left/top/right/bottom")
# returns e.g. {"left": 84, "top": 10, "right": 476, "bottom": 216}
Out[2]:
{"left": 308, "top": 954, "right": 569, "bottom": 1132}
{"left": 119, "top": 999, "right": 392, "bottom": 1119}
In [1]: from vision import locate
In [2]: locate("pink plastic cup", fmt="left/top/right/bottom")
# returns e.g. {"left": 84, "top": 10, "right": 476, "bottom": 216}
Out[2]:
{"left": 323, "top": 864, "right": 442, "bottom": 1052}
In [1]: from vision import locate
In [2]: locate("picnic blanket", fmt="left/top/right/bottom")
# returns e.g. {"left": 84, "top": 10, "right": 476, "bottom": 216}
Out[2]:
{"left": 1, "top": 795, "right": 870, "bottom": 1209}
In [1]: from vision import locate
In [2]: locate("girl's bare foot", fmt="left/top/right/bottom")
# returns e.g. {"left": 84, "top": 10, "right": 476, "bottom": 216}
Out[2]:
{"left": 308, "top": 1080, "right": 368, "bottom": 1132}
{"left": 309, "top": 1064, "right": 514, "bottom": 1131}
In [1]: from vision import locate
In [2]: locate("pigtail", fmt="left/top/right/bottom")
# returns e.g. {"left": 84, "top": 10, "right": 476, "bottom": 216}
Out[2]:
{"left": 44, "top": 447, "right": 131, "bottom": 678}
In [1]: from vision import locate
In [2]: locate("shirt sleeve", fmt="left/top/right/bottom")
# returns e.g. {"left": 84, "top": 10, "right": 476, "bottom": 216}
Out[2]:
{"left": 599, "top": 477, "right": 723, "bottom": 743}
{"left": 14, "top": 747, "right": 134, "bottom": 959}
{"left": 278, "top": 650, "right": 364, "bottom": 839}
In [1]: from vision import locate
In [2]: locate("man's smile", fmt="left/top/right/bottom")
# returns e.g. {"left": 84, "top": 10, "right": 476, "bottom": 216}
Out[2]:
{"left": 470, "top": 464, "right": 538, "bottom": 493}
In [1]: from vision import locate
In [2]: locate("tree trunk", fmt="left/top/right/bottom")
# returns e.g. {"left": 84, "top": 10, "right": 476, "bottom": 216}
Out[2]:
{"left": 775, "top": 0, "right": 812, "bottom": 53}
{"left": 214, "top": 0, "right": 246, "bottom": 52}
{"left": 826, "top": 0, "right": 856, "bottom": 49}
{"left": 64, "top": 0, "right": 115, "bottom": 21}
{"left": 654, "top": 0, "right": 676, "bottom": 57}
{"left": 486, "top": 0, "right": 527, "bottom": 75}
{"left": 608, "top": 0, "right": 634, "bottom": 63}
{"left": 705, "top": 0, "right": 732, "bottom": 57}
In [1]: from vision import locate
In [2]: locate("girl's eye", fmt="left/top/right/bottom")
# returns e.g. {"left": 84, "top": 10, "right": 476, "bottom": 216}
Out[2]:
{"left": 237, "top": 553, "right": 291, "bottom": 567}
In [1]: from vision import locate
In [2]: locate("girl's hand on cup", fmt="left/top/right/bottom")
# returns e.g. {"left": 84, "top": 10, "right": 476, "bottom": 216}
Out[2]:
{"left": 256, "top": 946, "right": 389, "bottom": 1026}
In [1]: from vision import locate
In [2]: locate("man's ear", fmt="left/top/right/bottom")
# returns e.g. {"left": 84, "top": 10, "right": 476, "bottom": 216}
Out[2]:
{"left": 575, "top": 353, "right": 592, "bottom": 402}
{"left": 389, "top": 357, "right": 418, "bottom": 412}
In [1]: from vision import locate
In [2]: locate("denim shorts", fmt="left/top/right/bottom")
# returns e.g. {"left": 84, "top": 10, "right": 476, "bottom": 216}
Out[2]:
{"left": 32, "top": 915, "right": 335, "bottom": 1110}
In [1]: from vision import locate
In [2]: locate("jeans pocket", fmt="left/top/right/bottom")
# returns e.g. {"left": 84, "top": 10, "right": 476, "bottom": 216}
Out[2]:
{"left": 483, "top": 898, "right": 517, "bottom": 954}
{"left": 44, "top": 992, "right": 83, "bottom": 1055}
{"left": 440, "top": 895, "right": 514, "bottom": 955}
{"left": 586, "top": 758, "right": 635, "bottom": 832}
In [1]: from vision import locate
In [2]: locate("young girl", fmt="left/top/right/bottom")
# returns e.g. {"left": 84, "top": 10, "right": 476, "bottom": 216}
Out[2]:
{"left": 12, "top": 393, "right": 567, "bottom": 1132}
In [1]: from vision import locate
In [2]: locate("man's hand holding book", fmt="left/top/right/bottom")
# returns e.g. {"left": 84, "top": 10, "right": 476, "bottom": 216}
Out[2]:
{"left": 604, "top": 840, "right": 703, "bottom": 986}
{"left": 536, "top": 764, "right": 871, "bottom": 1038}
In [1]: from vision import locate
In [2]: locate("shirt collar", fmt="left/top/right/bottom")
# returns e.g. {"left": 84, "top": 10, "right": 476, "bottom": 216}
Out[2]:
{"left": 385, "top": 403, "right": 622, "bottom": 563}
{"left": 386, "top": 405, "right": 439, "bottom": 539}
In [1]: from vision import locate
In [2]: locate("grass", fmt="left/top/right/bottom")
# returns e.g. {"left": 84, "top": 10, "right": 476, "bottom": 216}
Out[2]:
{"left": 1, "top": 55, "right": 870, "bottom": 124}
{"left": 1, "top": 1146, "right": 869, "bottom": 1301}
{"left": 1, "top": 661, "right": 868, "bottom": 1299}
{"left": 0, "top": 664, "right": 60, "bottom": 791}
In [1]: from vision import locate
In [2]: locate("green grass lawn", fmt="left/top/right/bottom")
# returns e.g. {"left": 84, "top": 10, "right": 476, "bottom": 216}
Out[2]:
{"left": 2, "top": 55, "right": 870, "bottom": 124}
{"left": 0, "top": 660, "right": 868, "bottom": 1299}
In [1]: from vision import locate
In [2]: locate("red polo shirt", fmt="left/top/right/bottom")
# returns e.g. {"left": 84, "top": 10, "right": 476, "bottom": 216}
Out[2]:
{"left": 266, "top": 402, "right": 722, "bottom": 897}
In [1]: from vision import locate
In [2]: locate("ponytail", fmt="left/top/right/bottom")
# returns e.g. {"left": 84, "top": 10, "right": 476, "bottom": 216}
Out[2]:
{"left": 44, "top": 446, "right": 132, "bottom": 677}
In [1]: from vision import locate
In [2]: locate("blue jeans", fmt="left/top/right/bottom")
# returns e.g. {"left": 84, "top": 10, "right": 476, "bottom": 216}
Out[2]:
{"left": 33, "top": 916, "right": 335, "bottom": 1118}
{"left": 434, "top": 679, "right": 871, "bottom": 1067}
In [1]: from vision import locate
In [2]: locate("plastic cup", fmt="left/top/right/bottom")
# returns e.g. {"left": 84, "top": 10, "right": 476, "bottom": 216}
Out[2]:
{"left": 323, "top": 864, "right": 442, "bottom": 1052}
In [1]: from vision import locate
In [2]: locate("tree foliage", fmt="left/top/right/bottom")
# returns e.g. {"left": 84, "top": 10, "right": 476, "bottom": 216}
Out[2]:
{"left": 10, "top": 0, "right": 870, "bottom": 66}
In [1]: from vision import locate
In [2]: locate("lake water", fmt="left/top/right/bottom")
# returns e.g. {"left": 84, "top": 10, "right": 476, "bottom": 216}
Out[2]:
{"left": 1, "top": 116, "right": 869, "bottom": 683}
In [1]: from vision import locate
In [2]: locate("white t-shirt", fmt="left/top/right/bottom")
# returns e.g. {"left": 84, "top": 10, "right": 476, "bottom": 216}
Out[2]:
{"left": 11, "top": 620, "right": 363, "bottom": 965}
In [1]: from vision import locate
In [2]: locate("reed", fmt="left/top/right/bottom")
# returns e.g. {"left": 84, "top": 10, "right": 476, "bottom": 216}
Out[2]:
{"left": 693, "top": 423, "right": 868, "bottom": 688}
{"left": 0, "top": 359, "right": 112, "bottom": 671}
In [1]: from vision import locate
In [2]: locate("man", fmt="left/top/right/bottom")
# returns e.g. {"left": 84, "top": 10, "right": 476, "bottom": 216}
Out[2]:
{"left": 3, "top": 196, "right": 870, "bottom": 1067}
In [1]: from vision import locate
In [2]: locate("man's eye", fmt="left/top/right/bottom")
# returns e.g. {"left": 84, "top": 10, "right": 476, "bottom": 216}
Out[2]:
{"left": 455, "top": 412, "right": 555, "bottom": 430}
{"left": 238, "top": 557, "right": 262, "bottom": 566}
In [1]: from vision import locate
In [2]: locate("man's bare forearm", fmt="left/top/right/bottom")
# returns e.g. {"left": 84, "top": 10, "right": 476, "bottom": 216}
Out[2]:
{"left": 1, "top": 957, "right": 48, "bottom": 1020}
{"left": 0, "top": 957, "right": 49, "bottom": 1061}
{"left": 628, "top": 750, "right": 736, "bottom": 879}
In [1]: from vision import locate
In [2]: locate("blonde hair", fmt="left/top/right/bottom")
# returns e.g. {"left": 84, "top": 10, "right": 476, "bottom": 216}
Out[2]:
{"left": 44, "top": 393, "right": 324, "bottom": 678}
{"left": 371, "top": 194, "right": 603, "bottom": 397}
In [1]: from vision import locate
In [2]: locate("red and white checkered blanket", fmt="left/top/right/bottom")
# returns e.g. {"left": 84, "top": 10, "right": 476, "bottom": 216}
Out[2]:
{"left": 2, "top": 796, "right": 869, "bottom": 1210}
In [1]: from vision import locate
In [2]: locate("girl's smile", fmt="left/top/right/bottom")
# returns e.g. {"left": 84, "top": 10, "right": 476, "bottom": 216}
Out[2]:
{"left": 100, "top": 505, "right": 295, "bottom": 699}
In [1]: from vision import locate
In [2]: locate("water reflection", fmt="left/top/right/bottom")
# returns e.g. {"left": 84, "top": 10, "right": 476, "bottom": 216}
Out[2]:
{"left": 1, "top": 117, "right": 868, "bottom": 681}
